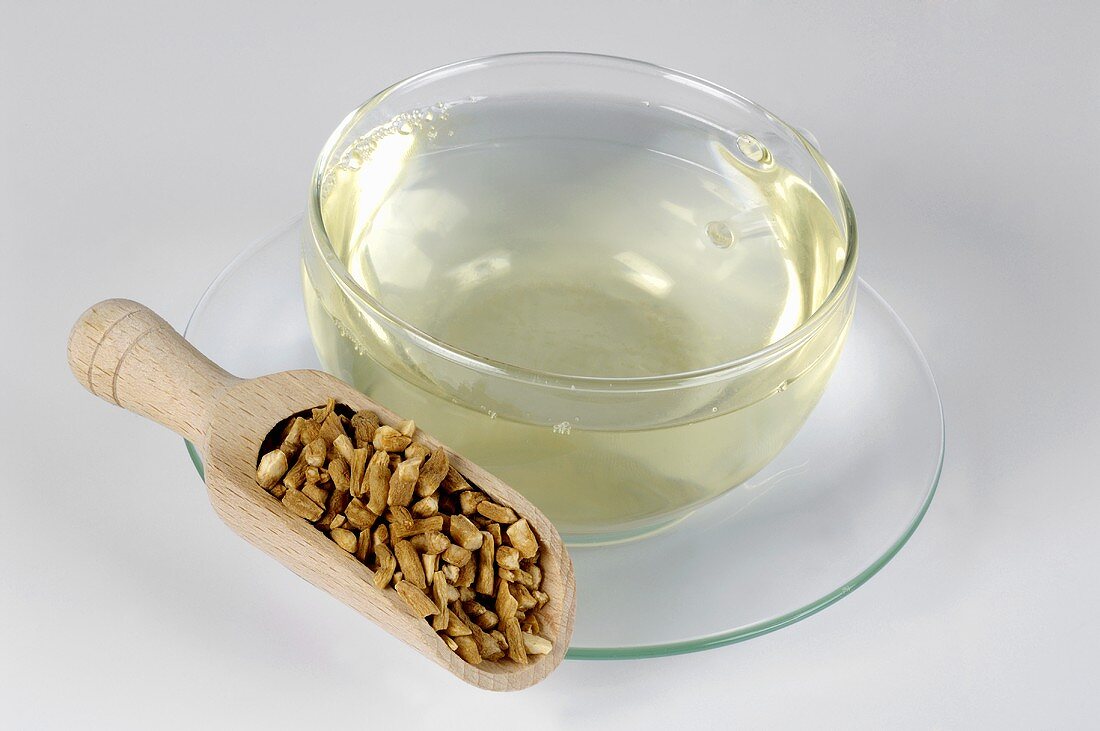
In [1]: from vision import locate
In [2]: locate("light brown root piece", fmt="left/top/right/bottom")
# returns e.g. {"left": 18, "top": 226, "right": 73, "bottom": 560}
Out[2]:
{"left": 449, "top": 514, "right": 484, "bottom": 550}
{"left": 330, "top": 528, "right": 357, "bottom": 553}
{"left": 395, "top": 580, "right": 438, "bottom": 618}
{"left": 372, "top": 544, "right": 396, "bottom": 589}
{"left": 476, "top": 501, "right": 519, "bottom": 524}
{"left": 393, "top": 540, "right": 427, "bottom": 589}
{"left": 502, "top": 617, "right": 527, "bottom": 664}
{"left": 373, "top": 425, "right": 412, "bottom": 453}
{"left": 476, "top": 531, "right": 496, "bottom": 596}
{"left": 506, "top": 519, "right": 539, "bottom": 559}
{"left": 416, "top": 448, "right": 449, "bottom": 497}
{"left": 452, "top": 636, "right": 481, "bottom": 665}
{"left": 364, "top": 449, "right": 391, "bottom": 514}
{"left": 282, "top": 488, "right": 323, "bottom": 522}
{"left": 256, "top": 450, "right": 289, "bottom": 489}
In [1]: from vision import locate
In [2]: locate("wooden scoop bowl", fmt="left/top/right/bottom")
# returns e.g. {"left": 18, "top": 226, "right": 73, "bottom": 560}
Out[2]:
{"left": 68, "top": 299, "right": 575, "bottom": 691}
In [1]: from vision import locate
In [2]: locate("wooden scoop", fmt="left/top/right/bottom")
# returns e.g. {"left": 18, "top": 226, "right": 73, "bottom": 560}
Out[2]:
{"left": 68, "top": 299, "right": 575, "bottom": 691}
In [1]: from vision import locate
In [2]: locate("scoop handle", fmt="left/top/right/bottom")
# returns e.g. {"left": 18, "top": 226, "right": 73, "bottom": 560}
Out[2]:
{"left": 68, "top": 299, "right": 240, "bottom": 449}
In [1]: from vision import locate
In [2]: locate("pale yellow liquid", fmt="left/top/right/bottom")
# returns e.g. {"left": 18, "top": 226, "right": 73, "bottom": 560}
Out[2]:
{"left": 305, "top": 99, "right": 851, "bottom": 541}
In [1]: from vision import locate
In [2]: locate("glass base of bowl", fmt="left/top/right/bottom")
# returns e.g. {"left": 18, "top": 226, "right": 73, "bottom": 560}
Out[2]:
{"left": 184, "top": 218, "right": 943, "bottom": 659}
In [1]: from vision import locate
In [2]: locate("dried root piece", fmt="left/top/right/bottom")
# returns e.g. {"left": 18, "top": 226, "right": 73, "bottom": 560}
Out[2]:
{"left": 310, "top": 398, "right": 335, "bottom": 425}
{"left": 496, "top": 545, "right": 521, "bottom": 571}
{"left": 416, "top": 448, "right": 449, "bottom": 497}
{"left": 391, "top": 516, "right": 445, "bottom": 540}
{"left": 373, "top": 425, "right": 412, "bottom": 453}
{"left": 386, "top": 506, "right": 414, "bottom": 525}
{"left": 372, "top": 544, "right": 397, "bottom": 589}
{"left": 444, "top": 612, "right": 472, "bottom": 637}
{"left": 480, "top": 630, "right": 505, "bottom": 661}
{"left": 476, "top": 501, "right": 518, "bottom": 524}
{"left": 387, "top": 458, "right": 420, "bottom": 507}
{"left": 319, "top": 488, "right": 352, "bottom": 531}
{"left": 343, "top": 499, "right": 377, "bottom": 531}
{"left": 464, "top": 601, "right": 499, "bottom": 631}
{"left": 440, "top": 466, "right": 470, "bottom": 494}
{"left": 495, "top": 581, "right": 518, "bottom": 621}
{"left": 355, "top": 529, "right": 371, "bottom": 562}
{"left": 364, "top": 449, "right": 391, "bottom": 514}
{"left": 452, "top": 635, "right": 481, "bottom": 665}
{"left": 476, "top": 531, "right": 496, "bottom": 596}
{"left": 449, "top": 515, "right": 484, "bottom": 551}
{"left": 422, "top": 552, "right": 438, "bottom": 581}
{"left": 458, "top": 491, "right": 486, "bottom": 516}
{"left": 282, "top": 453, "right": 309, "bottom": 490}
{"left": 506, "top": 519, "right": 539, "bottom": 559}
{"left": 395, "top": 580, "right": 437, "bottom": 618}
{"left": 393, "top": 540, "right": 427, "bottom": 589}
{"left": 302, "top": 481, "right": 329, "bottom": 508}
{"left": 302, "top": 438, "right": 327, "bottom": 468}
{"left": 502, "top": 616, "right": 527, "bottom": 664}
{"left": 278, "top": 417, "right": 306, "bottom": 458}
{"left": 513, "top": 584, "right": 538, "bottom": 612}
{"left": 256, "top": 450, "right": 289, "bottom": 489}
{"left": 520, "top": 614, "right": 540, "bottom": 635}
{"left": 330, "top": 528, "right": 357, "bottom": 553}
{"left": 522, "top": 632, "right": 552, "bottom": 656}
{"left": 501, "top": 567, "right": 538, "bottom": 590}
{"left": 282, "top": 488, "right": 323, "bottom": 522}
{"left": 404, "top": 442, "right": 430, "bottom": 465}
{"left": 411, "top": 495, "right": 438, "bottom": 518}
{"left": 410, "top": 530, "right": 450, "bottom": 555}
{"left": 350, "top": 410, "right": 378, "bottom": 449}
{"left": 455, "top": 556, "right": 477, "bottom": 588}
{"left": 318, "top": 410, "right": 345, "bottom": 443}
{"left": 348, "top": 448, "right": 369, "bottom": 499}
{"left": 328, "top": 456, "right": 350, "bottom": 492}
{"left": 486, "top": 522, "right": 502, "bottom": 548}
{"left": 432, "top": 572, "right": 450, "bottom": 631}
{"left": 297, "top": 418, "right": 321, "bottom": 447}
{"left": 442, "top": 543, "right": 472, "bottom": 567}
{"left": 332, "top": 434, "right": 356, "bottom": 466}
{"left": 397, "top": 419, "right": 417, "bottom": 437}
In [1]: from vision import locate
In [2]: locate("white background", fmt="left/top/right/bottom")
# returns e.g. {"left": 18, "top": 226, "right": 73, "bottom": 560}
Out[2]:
{"left": 3, "top": 1, "right": 1098, "bottom": 727}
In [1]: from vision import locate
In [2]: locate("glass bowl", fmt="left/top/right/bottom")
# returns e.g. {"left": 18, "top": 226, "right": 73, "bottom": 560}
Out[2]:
{"left": 185, "top": 219, "right": 942, "bottom": 658}
{"left": 301, "top": 53, "right": 859, "bottom": 543}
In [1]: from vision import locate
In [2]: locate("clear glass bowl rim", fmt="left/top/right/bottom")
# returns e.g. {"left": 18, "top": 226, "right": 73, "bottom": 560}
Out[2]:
{"left": 304, "top": 51, "right": 860, "bottom": 392}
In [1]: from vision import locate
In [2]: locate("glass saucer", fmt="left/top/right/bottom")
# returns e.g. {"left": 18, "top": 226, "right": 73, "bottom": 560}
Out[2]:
{"left": 184, "top": 218, "right": 944, "bottom": 660}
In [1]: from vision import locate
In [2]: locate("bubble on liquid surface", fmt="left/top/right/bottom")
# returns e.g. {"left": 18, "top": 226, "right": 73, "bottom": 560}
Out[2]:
{"left": 706, "top": 221, "right": 735, "bottom": 249}
{"left": 398, "top": 120, "right": 413, "bottom": 135}
{"left": 552, "top": 421, "right": 572, "bottom": 435}
{"left": 736, "top": 133, "right": 772, "bottom": 165}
